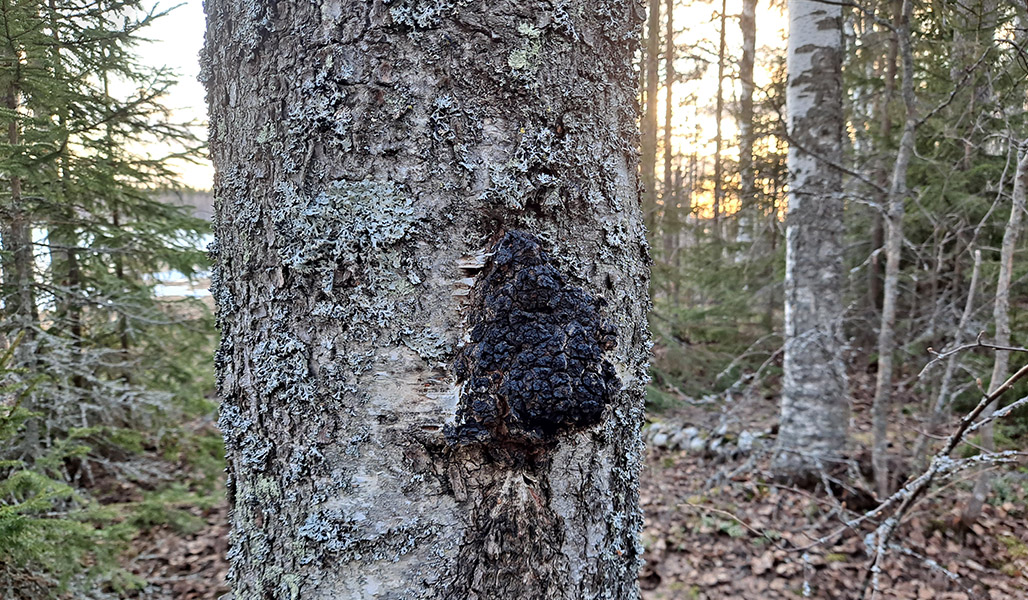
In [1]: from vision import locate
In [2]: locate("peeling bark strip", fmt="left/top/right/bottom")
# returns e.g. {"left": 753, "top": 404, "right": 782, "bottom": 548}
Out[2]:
{"left": 202, "top": 0, "right": 649, "bottom": 598}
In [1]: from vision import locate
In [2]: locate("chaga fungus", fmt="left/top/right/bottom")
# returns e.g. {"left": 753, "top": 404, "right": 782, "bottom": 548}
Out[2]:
{"left": 447, "top": 230, "right": 619, "bottom": 449}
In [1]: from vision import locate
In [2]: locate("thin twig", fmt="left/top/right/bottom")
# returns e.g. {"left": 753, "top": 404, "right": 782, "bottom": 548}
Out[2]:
{"left": 680, "top": 501, "right": 789, "bottom": 549}
{"left": 919, "top": 331, "right": 1028, "bottom": 378}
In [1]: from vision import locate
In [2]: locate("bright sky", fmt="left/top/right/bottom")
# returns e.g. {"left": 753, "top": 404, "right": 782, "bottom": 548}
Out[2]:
{"left": 138, "top": 0, "right": 212, "bottom": 190}
{"left": 137, "top": 1, "right": 787, "bottom": 193}
{"left": 664, "top": 0, "right": 788, "bottom": 216}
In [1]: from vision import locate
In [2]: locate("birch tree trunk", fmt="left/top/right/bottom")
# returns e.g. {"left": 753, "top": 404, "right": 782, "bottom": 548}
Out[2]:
{"left": 961, "top": 141, "right": 1028, "bottom": 525}
{"left": 772, "top": 0, "right": 849, "bottom": 480}
{"left": 202, "top": 1, "right": 650, "bottom": 598}
{"left": 736, "top": 0, "right": 757, "bottom": 250}
{"left": 871, "top": 0, "right": 916, "bottom": 499}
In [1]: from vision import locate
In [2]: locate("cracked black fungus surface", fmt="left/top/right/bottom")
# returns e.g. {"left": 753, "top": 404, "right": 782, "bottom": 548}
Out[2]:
{"left": 449, "top": 230, "right": 618, "bottom": 447}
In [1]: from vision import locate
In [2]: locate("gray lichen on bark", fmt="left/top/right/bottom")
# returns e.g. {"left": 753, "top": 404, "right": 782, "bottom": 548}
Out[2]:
{"left": 203, "top": 0, "right": 649, "bottom": 597}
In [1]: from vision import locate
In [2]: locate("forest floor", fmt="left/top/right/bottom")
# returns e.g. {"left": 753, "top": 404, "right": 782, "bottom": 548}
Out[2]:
{"left": 119, "top": 377, "right": 1027, "bottom": 600}
{"left": 124, "top": 500, "right": 229, "bottom": 600}
{"left": 639, "top": 372, "right": 1028, "bottom": 600}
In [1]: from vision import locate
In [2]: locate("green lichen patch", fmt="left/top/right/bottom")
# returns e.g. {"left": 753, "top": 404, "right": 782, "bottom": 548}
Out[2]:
{"left": 508, "top": 23, "right": 544, "bottom": 76}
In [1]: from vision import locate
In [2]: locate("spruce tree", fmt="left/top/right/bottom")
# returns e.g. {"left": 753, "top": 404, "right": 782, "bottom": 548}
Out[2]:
{"left": 0, "top": 0, "right": 211, "bottom": 594}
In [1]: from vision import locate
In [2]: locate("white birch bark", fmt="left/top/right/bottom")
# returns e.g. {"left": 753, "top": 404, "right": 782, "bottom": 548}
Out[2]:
{"left": 772, "top": 0, "right": 849, "bottom": 480}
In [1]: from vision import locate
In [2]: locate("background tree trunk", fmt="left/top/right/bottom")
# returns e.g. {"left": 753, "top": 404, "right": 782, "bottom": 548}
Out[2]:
{"left": 1, "top": 52, "right": 36, "bottom": 333}
{"left": 661, "top": 0, "right": 676, "bottom": 296}
{"left": 642, "top": 0, "right": 661, "bottom": 231}
{"left": 911, "top": 249, "right": 981, "bottom": 470}
{"left": 962, "top": 140, "right": 1028, "bottom": 525}
{"left": 203, "top": 1, "right": 650, "bottom": 598}
{"left": 2, "top": 35, "right": 40, "bottom": 458}
{"left": 712, "top": 0, "right": 727, "bottom": 243}
{"left": 867, "top": 0, "right": 899, "bottom": 320}
{"left": 737, "top": 0, "right": 758, "bottom": 251}
{"left": 871, "top": 0, "right": 916, "bottom": 499}
{"left": 772, "top": 0, "right": 849, "bottom": 480}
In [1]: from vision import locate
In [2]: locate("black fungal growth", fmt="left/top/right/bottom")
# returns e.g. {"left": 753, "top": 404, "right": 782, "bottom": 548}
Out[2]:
{"left": 448, "top": 230, "right": 619, "bottom": 448}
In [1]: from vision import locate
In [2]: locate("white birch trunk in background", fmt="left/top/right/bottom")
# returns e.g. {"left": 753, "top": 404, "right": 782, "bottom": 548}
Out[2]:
{"left": 202, "top": 1, "right": 650, "bottom": 597}
{"left": 773, "top": 0, "right": 849, "bottom": 480}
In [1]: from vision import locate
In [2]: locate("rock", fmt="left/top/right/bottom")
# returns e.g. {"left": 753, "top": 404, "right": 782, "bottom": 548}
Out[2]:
{"left": 738, "top": 430, "right": 757, "bottom": 453}
{"left": 652, "top": 432, "right": 670, "bottom": 448}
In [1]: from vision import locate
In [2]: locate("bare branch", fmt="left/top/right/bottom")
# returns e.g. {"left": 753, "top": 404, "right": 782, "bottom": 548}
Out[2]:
{"left": 919, "top": 332, "right": 1028, "bottom": 378}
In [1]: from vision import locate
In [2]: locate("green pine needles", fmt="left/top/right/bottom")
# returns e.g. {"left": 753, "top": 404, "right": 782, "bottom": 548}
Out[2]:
{"left": 0, "top": 0, "right": 217, "bottom": 595}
